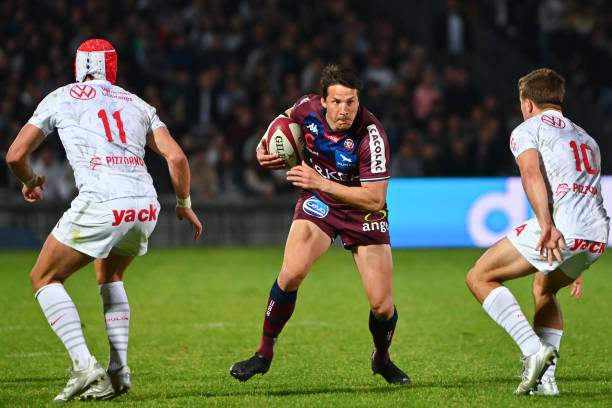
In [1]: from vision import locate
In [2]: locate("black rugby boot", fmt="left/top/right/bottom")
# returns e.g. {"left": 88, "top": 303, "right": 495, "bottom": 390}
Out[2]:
{"left": 230, "top": 353, "right": 271, "bottom": 382}
{"left": 372, "top": 357, "right": 412, "bottom": 385}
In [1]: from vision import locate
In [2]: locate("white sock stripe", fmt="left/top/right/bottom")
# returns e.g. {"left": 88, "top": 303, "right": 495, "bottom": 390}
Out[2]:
{"left": 56, "top": 325, "right": 84, "bottom": 338}
{"left": 46, "top": 306, "right": 80, "bottom": 319}
{"left": 62, "top": 334, "right": 87, "bottom": 344}
{"left": 507, "top": 320, "right": 530, "bottom": 337}
{"left": 105, "top": 324, "right": 130, "bottom": 330}
{"left": 105, "top": 309, "right": 130, "bottom": 314}
{"left": 43, "top": 301, "right": 75, "bottom": 315}
{"left": 515, "top": 326, "right": 538, "bottom": 345}
{"left": 52, "top": 320, "right": 81, "bottom": 332}
{"left": 495, "top": 304, "right": 521, "bottom": 323}
{"left": 67, "top": 341, "right": 87, "bottom": 352}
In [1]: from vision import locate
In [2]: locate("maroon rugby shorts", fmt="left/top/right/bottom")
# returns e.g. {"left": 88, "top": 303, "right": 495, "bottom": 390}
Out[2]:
{"left": 293, "top": 191, "right": 390, "bottom": 248}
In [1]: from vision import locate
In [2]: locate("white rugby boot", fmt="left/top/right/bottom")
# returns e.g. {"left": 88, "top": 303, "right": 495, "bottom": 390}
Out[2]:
{"left": 530, "top": 376, "right": 560, "bottom": 396}
{"left": 78, "top": 371, "right": 114, "bottom": 400}
{"left": 514, "top": 342, "right": 558, "bottom": 395}
{"left": 109, "top": 365, "right": 132, "bottom": 396}
{"left": 53, "top": 356, "right": 106, "bottom": 403}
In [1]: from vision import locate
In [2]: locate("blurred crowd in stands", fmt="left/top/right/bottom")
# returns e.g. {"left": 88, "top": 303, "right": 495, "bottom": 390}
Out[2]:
{"left": 1, "top": 0, "right": 611, "bottom": 201}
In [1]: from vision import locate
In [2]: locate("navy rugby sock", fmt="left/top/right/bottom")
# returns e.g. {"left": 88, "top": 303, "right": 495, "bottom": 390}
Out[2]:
{"left": 369, "top": 307, "right": 398, "bottom": 365}
{"left": 256, "top": 279, "right": 297, "bottom": 361}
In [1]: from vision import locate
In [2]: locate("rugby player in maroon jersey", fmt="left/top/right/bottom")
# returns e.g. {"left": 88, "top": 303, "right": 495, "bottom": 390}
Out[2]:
{"left": 230, "top": 65, "right": 410, "bottom": 385}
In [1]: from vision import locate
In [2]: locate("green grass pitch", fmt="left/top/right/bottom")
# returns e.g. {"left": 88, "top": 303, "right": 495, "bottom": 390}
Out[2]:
{"left": 1, "top": 247, "right": 610, "bottom": 407}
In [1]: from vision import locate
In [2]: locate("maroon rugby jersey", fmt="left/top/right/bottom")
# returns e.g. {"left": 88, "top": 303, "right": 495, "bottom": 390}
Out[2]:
{"left": 290, "top": 94, "right": 390, "bottom": 210}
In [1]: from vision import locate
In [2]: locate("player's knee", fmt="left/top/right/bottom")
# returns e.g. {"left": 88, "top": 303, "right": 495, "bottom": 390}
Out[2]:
{"left": 370, "top": 299, "right": 394, "bottom": 319}
{"left": 466, "top": 266, "right": 481, "bottom": 290}
{"left": 278, "top": 266, "right": 308, "bottom": 291}
{"left": 30, "top": 268, "right": 49, "bottom": 292}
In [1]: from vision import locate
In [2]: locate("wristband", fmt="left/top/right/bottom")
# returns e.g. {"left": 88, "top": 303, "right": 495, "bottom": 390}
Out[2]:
{"left": 176, "top": 196, "right": 191, "bottom": 209}
{"left": 23, "top": 174, "right": 38, "bottom": 188}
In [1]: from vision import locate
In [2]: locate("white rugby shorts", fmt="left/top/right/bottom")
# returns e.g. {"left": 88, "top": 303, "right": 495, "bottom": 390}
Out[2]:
{"left": 507, "top": 218, "right": 606, "bottom": 279}
{"left": 52, "top": 195, "right": 160, "bottom": 258}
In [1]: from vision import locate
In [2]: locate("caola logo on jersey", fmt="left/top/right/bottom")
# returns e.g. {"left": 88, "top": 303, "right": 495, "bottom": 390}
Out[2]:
{"left": 69, "top": 84, "right": 96, "bottom": 100}
{"left": 303, "top": 196, "right": 329, "bottom": 218}
{"left": 367, "top": 124, "right": 386, "bottom": 173}
{"left": 362, "top": 210, "right": 388, "bottom": 232}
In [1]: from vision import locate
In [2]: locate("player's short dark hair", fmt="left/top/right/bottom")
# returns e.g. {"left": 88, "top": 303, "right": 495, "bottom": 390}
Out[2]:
{"left": 517, "top": 68, "right": 565, "bottom": 108}
{"left": 320, "top": 64, "right": 362, "bottom": 98}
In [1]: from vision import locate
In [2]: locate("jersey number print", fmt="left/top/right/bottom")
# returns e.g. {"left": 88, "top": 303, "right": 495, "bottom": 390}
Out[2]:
{"left": 98, "top": 109, "right": 127, "bottom": 144}
{"left": 569, "top": 141, "right": 597, "bottom": 174}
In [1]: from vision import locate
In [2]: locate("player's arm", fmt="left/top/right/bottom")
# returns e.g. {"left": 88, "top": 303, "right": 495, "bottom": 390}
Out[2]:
{"left": 286, "top": 163, "right": 388, "bottom": 211}
{"left": 6, "top": 124, "right": 47, "bottom": 202}
{"left": 256, "top": 108, "right": 294, "bottom": 170}
{"left": 516, "top": 148, "right": 566, "bottom": 264}
{"left": 146, "top": 126, "right": 202, "bottom": 240}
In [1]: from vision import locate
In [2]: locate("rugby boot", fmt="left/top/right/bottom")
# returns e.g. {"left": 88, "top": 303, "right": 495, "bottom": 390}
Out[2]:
{"left": 53, "top": 356, "right": 106, "bottom": 403}
{"left": 109, "top": 365, "right": 132, "bottom": 396}
{"left": 79, "top": 365, "right": 130, "bottom": 400}
{"left": 372, "top": 354, "right": 412, "bottom": 385}
{"left": 530, "top": 376, "right": 560, "bottom": 396}
{"left": 78, "top": 371, "right": 114, "bottom": 401}
{"left": 515, "top": 342, "right": 558, "bottom": 395}
{"left": 230, "top": 353, "right": 271, "bottom": 382}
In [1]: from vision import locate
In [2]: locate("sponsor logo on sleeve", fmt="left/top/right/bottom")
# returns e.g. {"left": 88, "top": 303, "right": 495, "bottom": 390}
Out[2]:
{"left": 367, "top": 124, "right": 386, "bottom": 174}
{"left": 510, "top": 135, "right": 517, "bottom": 153}
{"left": 302, "top": 196, "right": 329, "bottom": 218}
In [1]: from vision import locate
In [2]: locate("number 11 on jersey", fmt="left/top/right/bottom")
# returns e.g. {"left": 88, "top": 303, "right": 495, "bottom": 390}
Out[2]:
{"left": 98, "top": 109, "right": 127, "bottom": 144}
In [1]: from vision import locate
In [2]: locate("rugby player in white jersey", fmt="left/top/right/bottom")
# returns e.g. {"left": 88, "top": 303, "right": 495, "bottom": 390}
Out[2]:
{"left": 466, "top": 68, "right": 609, "bottom": 396}
{"left": 6, "top": 39, "right": 202, "bottom": 403}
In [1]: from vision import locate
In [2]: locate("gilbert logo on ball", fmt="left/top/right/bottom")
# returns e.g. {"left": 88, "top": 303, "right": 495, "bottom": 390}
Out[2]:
{"left": 264, "top": 116, "right": 304, "bottom": 168}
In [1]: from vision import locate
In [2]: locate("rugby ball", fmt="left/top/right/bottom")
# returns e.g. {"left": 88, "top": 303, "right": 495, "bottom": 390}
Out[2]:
{"left": 264, "top": 116, "right": 304, "bottom": 168}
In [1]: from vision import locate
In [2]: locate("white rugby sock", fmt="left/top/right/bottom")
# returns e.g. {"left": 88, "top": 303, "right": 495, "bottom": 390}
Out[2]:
{"left": 35, "top": 283, "right": 91, "bottom": 370}
{"left": 100, "top": 281, "right": 130, "bottom": 371}
{"left": 482, "top": 286, "right": 541, "bottom": 356}
{"left": 535, "top": 327, "right": 562, "bottom": 379}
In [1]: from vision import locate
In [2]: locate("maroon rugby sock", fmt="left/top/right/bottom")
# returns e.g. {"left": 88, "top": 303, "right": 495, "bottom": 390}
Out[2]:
{"left": 369, "top": 307, "right": 398, "bottom": 365}
{"left": 256, "top": 280, "right": 297, "bottom": 361}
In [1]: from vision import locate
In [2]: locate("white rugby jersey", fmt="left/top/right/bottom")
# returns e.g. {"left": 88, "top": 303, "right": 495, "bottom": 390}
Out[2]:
{"left": 28, "top": 79, "right": 163, "bottom": 201}
{"left": 510, "top": 110, "right": 609, "bottom": 242}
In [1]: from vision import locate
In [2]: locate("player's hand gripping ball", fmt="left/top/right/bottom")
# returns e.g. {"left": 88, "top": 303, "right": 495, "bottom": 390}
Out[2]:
{"left": 264, "top": 116, "right": 305, "bottom": 168}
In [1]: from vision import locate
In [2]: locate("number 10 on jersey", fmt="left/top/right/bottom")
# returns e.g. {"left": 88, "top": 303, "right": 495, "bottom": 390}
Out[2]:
{"left": 98, "top": 109, "right": 127, "bottom": 144}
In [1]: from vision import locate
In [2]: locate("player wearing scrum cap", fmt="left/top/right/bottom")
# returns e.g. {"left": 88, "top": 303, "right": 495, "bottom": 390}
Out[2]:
{"left": 6, "top": 39, "right": 202, "bottom": 403}
{"left": 466, "top": 68, "right": 609, "bottom": 396}
{"left": 230, "top": 65, "right": 411, "bottom": 385}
